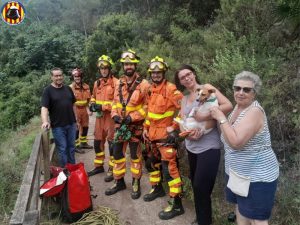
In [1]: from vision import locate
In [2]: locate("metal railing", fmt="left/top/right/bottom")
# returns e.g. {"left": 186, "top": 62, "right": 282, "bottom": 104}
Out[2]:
{"left": 9, "top": 130, "right": 55, "bottom": 225}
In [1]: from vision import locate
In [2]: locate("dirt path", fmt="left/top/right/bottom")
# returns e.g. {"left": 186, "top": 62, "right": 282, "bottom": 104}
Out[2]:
{"left": 75, "top": 115, "right": 195, "bottom": 225}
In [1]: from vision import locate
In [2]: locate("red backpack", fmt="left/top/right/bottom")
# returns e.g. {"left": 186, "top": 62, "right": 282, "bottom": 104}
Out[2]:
{"left": 40, "top": 163, "right": 93, "bottom": 222}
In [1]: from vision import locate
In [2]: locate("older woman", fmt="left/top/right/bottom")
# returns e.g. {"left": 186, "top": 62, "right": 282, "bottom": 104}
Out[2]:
{"left": 210, "top": 71, "right": 279, "bottom": 225}
{"left": 174, "top": 65, "right": 233, "bottom": 225}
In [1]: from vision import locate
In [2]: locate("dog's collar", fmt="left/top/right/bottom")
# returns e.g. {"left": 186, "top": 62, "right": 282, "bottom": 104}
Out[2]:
{"left": 205, "top": 97, "right": 217, "bottom": 103}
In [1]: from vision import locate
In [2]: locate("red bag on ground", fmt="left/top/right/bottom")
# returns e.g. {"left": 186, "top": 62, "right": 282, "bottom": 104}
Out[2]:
{"left": 61, "top": 163, "right": 93, "bottom": 222}
{"left": 40, "top": 163, "right": 93, "bottom": 222}
{"left": 40, "top": 170, "right": 67, "bottom": 197}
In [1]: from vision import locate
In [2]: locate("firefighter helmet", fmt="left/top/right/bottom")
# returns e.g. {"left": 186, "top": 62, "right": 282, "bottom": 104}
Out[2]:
{"left": 97, "top": 55, "right": 114, "bottom": 68}
{"left": 147, "top": 56, "right": 169, "bottom": 73}
{"left": 120, "top": 49, "right": 140, "bottom": 63}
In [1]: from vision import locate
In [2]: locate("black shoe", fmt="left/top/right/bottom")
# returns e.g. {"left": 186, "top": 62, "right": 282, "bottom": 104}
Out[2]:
{"left": 75, "top": 148, "right": 85, "bottom": 154}
{"left": 105, "top": 178, "right": 126, "bottom": 195}
{"left": 104, "top": 167, "right": 114, "bottom": 182}
{"left": 87, "top": 166, "right": 104, "bottom": 177}
{"left": 80, "top": 142, "right": 93, "bottom": 149}
{"left": 158, "top": 196, "right": 185, "bottom": 220}
{"left": 131, "top": 178, "right": 141, "bottom": 200}
{"left": 143, "top": 183, "right": 166, "bottom": 202}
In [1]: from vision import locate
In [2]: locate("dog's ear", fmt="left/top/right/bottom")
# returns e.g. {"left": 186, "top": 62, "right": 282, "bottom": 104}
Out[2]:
{"left": 208, "top": 88, "right": 216, "bottom": 94}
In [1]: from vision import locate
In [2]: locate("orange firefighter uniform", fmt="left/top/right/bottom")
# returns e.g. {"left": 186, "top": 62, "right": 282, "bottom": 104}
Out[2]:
{"left": 111, "top": 73, "right": 150, "bottom": 181}
{"left": 70, "top": 82, "right": 91, "bottom": 148}
{"left": 90, "top": 76, "right": 118, "bottom": 170}
{"left": 144, "top": 79, "right": 183, "bottom": 197}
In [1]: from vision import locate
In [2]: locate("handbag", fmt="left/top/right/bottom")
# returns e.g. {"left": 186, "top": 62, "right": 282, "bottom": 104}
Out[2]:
{"left": 227, "top": 168, "right": 250, "bottom": 197}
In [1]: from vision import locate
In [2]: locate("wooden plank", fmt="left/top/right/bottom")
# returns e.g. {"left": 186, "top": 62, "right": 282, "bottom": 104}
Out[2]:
{"left": 23, "top": 210, "right": 39, "bottom": 225}
{"left": 10, "top": 133, "right": 42, "bottom": 225}
{"left": 41, "top": 131, "right": 50, "bottom": 181}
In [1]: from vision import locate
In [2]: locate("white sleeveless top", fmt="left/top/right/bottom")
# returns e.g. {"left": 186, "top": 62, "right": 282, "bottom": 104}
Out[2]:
{"left": 222, "top": 101, "right": 279, "bottom": 182}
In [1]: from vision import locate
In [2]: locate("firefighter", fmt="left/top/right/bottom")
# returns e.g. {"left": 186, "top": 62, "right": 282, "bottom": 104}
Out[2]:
{"left": 105, "top": 49, "right": 150, "bottom": 200}
{"left": 87, "top": 55, "right": 118, "bottom": 182}
{"left": 70, "top": 68, "right": 93, "bottom": 154}
{"left": 142, "top": 56, "right": 185, "bottom": 220}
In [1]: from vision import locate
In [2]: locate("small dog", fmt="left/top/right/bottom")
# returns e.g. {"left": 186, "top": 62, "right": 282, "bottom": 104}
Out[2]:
{"left": 174, "top": 87, "right": 218, "bottom": 136}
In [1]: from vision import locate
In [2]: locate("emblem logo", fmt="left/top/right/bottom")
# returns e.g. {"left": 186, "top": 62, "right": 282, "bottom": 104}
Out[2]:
{"left": 1, "top": 1, "right": 26, "bottom": 25}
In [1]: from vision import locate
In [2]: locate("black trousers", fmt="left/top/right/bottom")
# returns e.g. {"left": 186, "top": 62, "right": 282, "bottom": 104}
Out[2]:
{"left": 188, "top": 149, "right": 220, "bottom": 225}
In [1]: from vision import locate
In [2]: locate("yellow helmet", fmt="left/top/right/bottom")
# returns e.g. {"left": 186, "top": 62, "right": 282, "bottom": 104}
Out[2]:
{"left": 147, "top": 56, "right": 169, "bottom": 73}
{"left": 97, "top": 55, "right": 114, "bottom": 68}
{"left": 120, "top": 49, "right": 140, "bottom": 63}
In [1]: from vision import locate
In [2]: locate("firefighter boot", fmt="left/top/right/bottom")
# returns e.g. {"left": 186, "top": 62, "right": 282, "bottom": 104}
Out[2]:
{"left": 158, "top": 196, "right": 185, "bottom": 220}
{"left": 87, "top": 166, "right": 104, "bottom": 177}
{"left": 105, "top": 178, "right": 126, "bottom": 195}
{"left": 80, "top": 142, "right": 93, "bottom": 149}
{"left": 131, "top": 178, "right": 141, "bottom": 200}
{"left": 143, "top": 183, "right": 166, "bottom": 202}
{"left": 104, "top": 166, "right": 114, "bottom": 182}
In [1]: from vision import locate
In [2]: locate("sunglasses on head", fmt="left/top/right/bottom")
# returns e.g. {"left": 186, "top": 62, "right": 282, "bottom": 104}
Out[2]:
{"left": 233, "top": 86, "right": 254, "bottom": 93}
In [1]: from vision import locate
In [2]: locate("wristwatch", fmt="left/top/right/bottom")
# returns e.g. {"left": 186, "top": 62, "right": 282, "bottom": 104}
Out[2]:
{"left": 219, "top": 119, "right": 228, "bottom": 125}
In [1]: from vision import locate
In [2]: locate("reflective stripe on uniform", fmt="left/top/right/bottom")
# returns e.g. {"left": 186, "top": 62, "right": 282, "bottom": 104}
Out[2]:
{"left": 149, "top": 170, "right": 160, "bottom": 175}
{"left": 94, "top": 159, "right": 103, "bottom": 164}
{"left": 131, "top": 167, "right": 140, "bottom": 174}
{"left": 114, "top": 158, "right": 126, "bottom": 163}
{"left": 144, "top": 120, "right": 150, "bottom": 126}
{"left": 168, "top": 177, "right": 182, "bottom": 187}
{"left": 95, "top": 100, "right": 112, "bottom": 105}
{"left": 132, "top": 158, "right": 140, "bottom": 163}
{"left": 170, "top": 187, "right": 182, "bottom": 194}
{"left": 148, "top": 111, "right": 174, "bottom": 119}
{"left": 75, "top": 100, "right": 88, "bottom": 106}
{"left": 113, "top": 168, "right": 126, "bottom": 175}
{"left": 112, "top": 103, "right": 144, "bottom": 112}
{"left": 150, "top": 177, "right": 161, "bottom": 182}
{"left": 96, "top": 152, "right": 105, "bottom": 157}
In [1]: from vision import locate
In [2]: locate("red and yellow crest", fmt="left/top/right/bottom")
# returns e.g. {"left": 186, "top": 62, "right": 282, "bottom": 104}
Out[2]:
{"left": 1, "top": 1, "right": 25, "bottom": 25}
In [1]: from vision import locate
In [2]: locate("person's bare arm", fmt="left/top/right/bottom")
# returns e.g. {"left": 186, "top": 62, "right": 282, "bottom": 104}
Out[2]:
{"left": 210, "top": 106, "right": 263, "bottom": 149}
{"left": 41, "top": 107, "right": 50, "bottom": 129}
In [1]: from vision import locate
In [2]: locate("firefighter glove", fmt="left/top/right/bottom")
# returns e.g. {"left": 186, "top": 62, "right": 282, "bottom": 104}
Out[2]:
{"left": 123, "top": 115, "right": 132, "bottom": 125}
{"left": 113, "top": 115, "right": 122, "bottom": 124}
{"left": 166, "top": 131, "right": 179, "bottom": 145}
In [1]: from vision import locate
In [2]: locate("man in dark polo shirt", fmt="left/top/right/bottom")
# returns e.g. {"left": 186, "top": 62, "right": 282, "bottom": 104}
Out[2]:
{"left": 41, "top": 67, "right": 77, "bottom": 167}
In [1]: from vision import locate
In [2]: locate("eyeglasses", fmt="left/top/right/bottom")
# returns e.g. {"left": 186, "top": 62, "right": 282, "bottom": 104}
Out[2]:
{"left": 149, "top": 61, "right": 165, "bottom": 70}
{"left": 179, "top": 71, "right": 193, "bottom": 81}
{"left": 121, "top": 52, "right": 136, "bottom": 60}
{"left": 233, "top": 86, "right": 254, "bottom": 93}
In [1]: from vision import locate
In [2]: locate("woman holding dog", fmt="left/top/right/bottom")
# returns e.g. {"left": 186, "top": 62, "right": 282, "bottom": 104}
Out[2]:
{"left": 174, "top": 65, "right": 233, "bottom": 225}
{"left": 209, "top": 71, "right": 279, "bottom": 225}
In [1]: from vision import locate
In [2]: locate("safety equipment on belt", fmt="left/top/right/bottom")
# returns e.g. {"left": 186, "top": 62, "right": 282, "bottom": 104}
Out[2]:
{"left": 120, "top": 49, "right": 140, "bottom": 63}
{"left": 165, "top": 130, "right": 180, "bottom": 146}
{"left": 89, "top": 103, "right": 102, "bottom": 112}
{"left": 123, "top": 115, "right": 132, "bottom": 125}
{"left": 113, "top": 124, "right": 132, "bottom": 143}
{"left": 113, "top": 115, "right": 123, "bottom": 124}
{"left": 97, "top": 55, "right": 114, "bottom": 68}
{"left": 147, "top": 56, "right": 169, "bottom": 73}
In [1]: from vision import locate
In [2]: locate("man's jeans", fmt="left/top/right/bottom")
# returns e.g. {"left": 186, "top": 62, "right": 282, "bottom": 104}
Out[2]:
{"left": 52, "top": 123, "right": 76, "bottom": 167}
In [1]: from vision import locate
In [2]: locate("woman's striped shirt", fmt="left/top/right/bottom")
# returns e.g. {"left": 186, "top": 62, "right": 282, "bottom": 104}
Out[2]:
{"left": 222, "top": 101, "right": 279, "bottom": 182}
